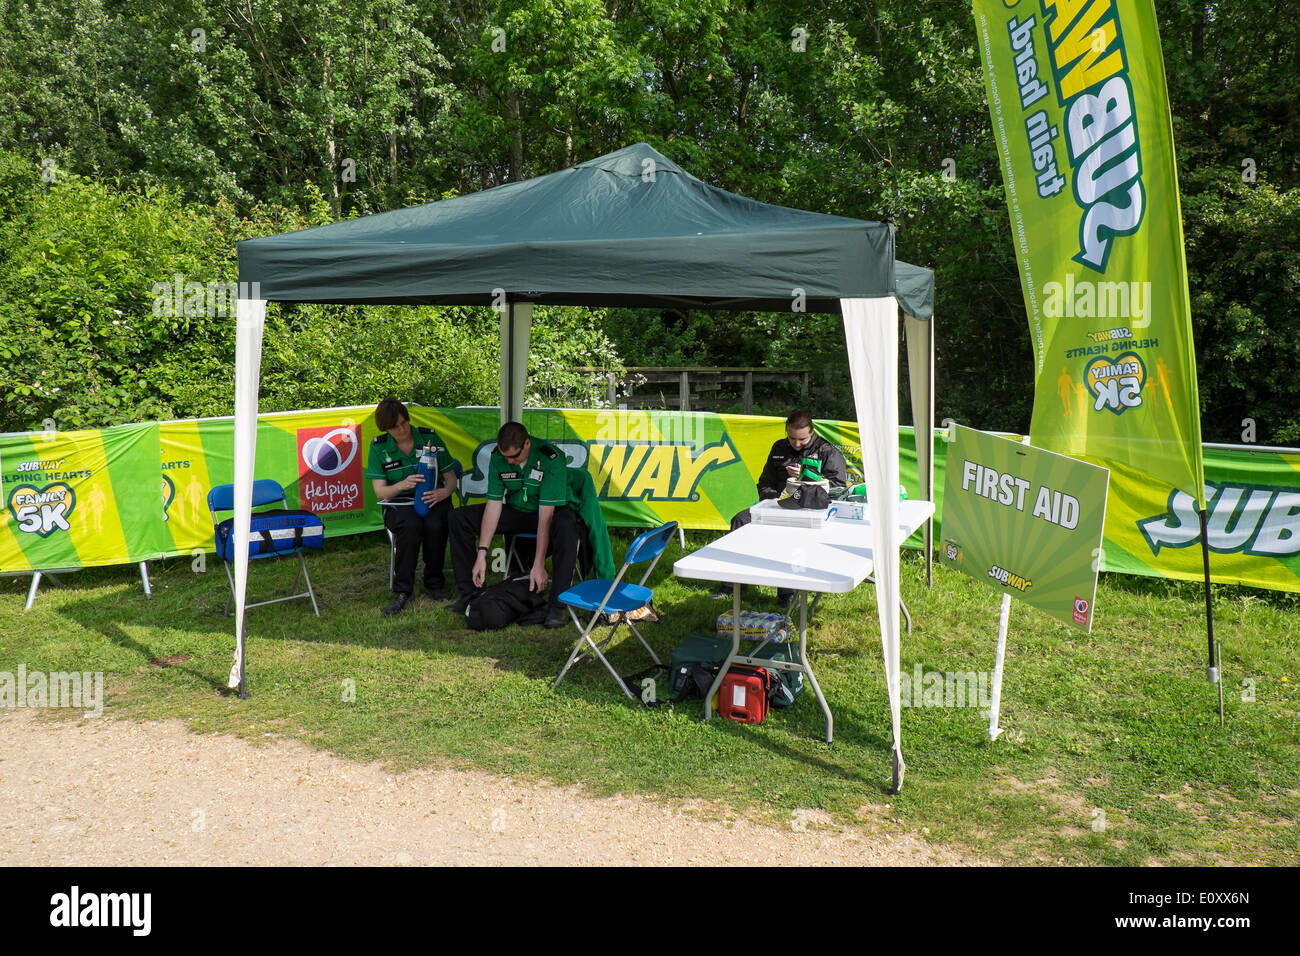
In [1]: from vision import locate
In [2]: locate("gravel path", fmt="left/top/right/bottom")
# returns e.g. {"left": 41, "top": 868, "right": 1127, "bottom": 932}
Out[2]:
{"left": 1, "top": 710, "right": 986, "bottom": 866}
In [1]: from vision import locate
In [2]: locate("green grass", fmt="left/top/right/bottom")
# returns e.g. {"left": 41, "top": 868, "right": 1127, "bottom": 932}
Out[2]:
{"left": 4, "top": 530, "right": 1297, "bottom": 865}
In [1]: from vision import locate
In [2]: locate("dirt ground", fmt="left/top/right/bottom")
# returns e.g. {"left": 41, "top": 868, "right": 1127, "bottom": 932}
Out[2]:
{"left": 0, "top": 709, "right": 987, "bottom": 866}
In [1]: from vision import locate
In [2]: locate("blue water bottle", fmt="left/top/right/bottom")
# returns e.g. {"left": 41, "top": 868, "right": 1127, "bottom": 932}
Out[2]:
{"left": 412, "top": 446, "right": 436, "bottom": 516}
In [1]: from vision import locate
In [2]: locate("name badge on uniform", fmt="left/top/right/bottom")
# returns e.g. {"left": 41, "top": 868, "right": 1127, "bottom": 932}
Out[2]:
{"left": 499, "top": 470, "right": 521, "bottom": 481}
{"left": 528, "top": 468, "right": 544, "bottom": 482}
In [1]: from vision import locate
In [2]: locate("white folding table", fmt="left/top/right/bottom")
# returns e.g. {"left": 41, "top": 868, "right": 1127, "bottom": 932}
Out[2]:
{"left": 673, "top": 499, "right": 935, "bottom": 742}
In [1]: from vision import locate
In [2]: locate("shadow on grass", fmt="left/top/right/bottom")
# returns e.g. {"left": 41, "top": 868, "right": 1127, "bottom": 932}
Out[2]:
{"left": 479, "top": 589, "right": 899, "bottom": 790}
{"left": 57, "top": 586, "right": 229, "bottom": 695}
{"left": 54, "top": 531, "right": 914, "bottom": 788}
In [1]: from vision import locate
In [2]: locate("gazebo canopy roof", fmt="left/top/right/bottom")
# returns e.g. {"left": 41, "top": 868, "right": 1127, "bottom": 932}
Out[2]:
{"left": 237, "top": 143, "right": 933, "bottom": 318}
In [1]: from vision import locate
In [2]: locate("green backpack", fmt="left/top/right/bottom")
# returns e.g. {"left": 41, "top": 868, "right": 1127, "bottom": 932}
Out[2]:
{"left": 663, "top": 633, "right": 805, "bottom": 708}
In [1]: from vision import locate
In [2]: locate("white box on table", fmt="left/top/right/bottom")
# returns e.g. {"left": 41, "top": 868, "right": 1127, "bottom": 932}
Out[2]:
{"left": 750, "top": 499, "right": 832, "bottom": 529}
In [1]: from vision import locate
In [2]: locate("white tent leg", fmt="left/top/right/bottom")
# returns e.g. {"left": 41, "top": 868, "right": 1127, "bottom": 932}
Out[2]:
{"left": 231, "top": 296, "right": 268, "bottom": 698}
{"left": 25, "top": 571, "right": 42, "bottom": 611}
{"left": 842, "top": 296, "right": 905, "bottom": 792}
{"left": 139, "top": 561, "right": 153, "bottom": 599}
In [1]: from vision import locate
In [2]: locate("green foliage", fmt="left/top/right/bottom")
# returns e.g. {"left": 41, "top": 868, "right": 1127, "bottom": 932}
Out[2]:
{"left": 258, "top": 304, "right": 501, "bottom": 415}
{"left": 0, "top": 162, "right": 221, "bottom": 429}
{"left": 526, "top": 307, "right": 625, "bottom": 408}
{"left": 1183, "top": 179, "right": 1300, "bottom": 443}
{"left": 600, "top": 309, "right": 701, "bottom": 369}
{"left": 0, "top": 0, "right": 1296, "bottom": 438}
{"left": 0, "top": 147, "right": 526, "bottom": 429}
{"left": 1159, "top": 0, "right": 1300, "bottom": 442}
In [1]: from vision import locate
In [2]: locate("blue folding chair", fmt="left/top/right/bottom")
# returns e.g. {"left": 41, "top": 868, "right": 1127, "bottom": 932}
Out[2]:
{"left": 552, "top": 521, "right": 678, "bottom": 699}
{"left": 383, "top": 458, "right": 466, "bottom": 589}
{"left": 208, "top": 479, "right": 320, "bottom": 617}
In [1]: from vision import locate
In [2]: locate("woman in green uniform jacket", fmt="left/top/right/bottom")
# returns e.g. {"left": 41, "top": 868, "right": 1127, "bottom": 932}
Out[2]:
{"left": 366, "top": 398, "right": 458, "bottom": 616}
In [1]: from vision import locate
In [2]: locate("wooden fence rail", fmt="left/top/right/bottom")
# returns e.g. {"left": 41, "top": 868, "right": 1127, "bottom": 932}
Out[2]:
{"left": 572, "top": 366, "right": 809, "bottom": 413}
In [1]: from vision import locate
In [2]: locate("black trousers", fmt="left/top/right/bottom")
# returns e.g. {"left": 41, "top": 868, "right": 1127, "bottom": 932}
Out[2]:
{"left": 729, "top": 507, "right": 753, "bottom": 532}
{"left": 384, "top": 498, "right": 452, "bottom": 595}
{"left": 449, "top": 503, "right": 582, "bottom": 612}
{"left": 728, "top": 504, "right": 793, "bottom": 603}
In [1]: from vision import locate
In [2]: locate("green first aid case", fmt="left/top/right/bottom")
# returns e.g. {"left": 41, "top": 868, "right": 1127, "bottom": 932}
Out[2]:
{"left": 668, "top": 632, "right": 805, "bottom": 708}
{"left": 669, "top": 632, "right": 731, "bottom": 671}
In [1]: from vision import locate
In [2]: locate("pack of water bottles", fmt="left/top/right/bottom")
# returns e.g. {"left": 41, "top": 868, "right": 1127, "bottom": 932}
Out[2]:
{"left": 832, "top": 482, "right": 909, "bottom": 521}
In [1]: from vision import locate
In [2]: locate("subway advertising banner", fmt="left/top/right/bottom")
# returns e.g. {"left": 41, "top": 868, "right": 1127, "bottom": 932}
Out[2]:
{"left": 1099, "top": 451, "right": 1300, "bottom": 591}
{"left": 2, "top": 410, "right": 1297, "bottom": 594}
{"left": 0, "top": 406, "right": 814, "bottom": 569}
{"left": 972, "top": 0, "right": 1206, "bottom": 506}
{"left": 937, "top": 426, "right": 1109, "bottom": 631}
{"left": 155, "top": 410, "right": 379, "bottom": 557}
{"left": 0, "top": 423, "right": 168, "bottom": 571}
{"left": 884, "top": 427, "right": 1300, "bottom": 594}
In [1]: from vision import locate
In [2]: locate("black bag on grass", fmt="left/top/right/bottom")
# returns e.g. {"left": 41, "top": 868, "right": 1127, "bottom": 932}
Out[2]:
{"left": 665, "top": 632, "right": 804, "bottom": 707}
{"left": 619, "top": 632, "right": 725, "bottom": 705}
{"left": 622, "top": 633, "right": 807, "bottom": 708}
{"left": 666, "top": 632, "right": 729, "bottom": 701}
{"left": 463, "top": 576, "right": 549, "bottom": 630}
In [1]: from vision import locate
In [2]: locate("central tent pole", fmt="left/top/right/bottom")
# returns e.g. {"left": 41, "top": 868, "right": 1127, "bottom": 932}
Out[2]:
{"left": 499, "top": 299, "right": 533, "bottom": 425}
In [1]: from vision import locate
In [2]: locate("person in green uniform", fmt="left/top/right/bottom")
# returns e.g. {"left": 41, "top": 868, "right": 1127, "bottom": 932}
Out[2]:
{"left": 366, "top": 398, "right": 458, "bottom": 616}
{"left": 447, "top": 421, "right": 580, "bottom": 628}
{"left": 716, "top": 409, "right": 848, "bottom": 607}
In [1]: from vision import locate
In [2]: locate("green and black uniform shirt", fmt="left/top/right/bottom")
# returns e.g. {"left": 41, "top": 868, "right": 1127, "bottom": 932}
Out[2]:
{"left": 486, "top": 438, "right": 568, "bottom": 514}
{"left": 365, "top": 427, "right": 453, "bottom": 501}
{"left": 755, "top": 433, "right": 848, "bottom": 499}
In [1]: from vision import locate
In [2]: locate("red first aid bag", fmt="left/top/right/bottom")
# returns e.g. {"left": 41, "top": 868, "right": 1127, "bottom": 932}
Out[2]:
{"left": 717, "top": 665, "right": 774, "bottom": 725}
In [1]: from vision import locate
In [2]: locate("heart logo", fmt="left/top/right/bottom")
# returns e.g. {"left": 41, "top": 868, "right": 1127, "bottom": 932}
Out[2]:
{"left": 301, "top": 426, "right": 359, "bottom": 477}
{"left": 162, "top": 474, "right": 175, "bottom": 521}
{"left": 7, "top": 482, "right": 76, "bottom": 538}
{"left": 1085, "top": 351, "right": 1146, "bottom": 415}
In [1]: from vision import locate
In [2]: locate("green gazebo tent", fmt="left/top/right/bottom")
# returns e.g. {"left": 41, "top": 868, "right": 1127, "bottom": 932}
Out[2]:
{"left": 232, "top": 142, "right": 936, "bottom": 791}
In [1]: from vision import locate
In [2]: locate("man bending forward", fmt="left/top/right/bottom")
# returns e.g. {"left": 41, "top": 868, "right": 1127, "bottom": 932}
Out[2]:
{"left": 448, "top": 422, "right": 579, "bottom": 629}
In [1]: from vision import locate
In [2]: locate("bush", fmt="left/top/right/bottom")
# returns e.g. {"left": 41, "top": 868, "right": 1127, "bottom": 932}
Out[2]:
{"left": 0, "top": 149, "right": 629, "bottom": 427}
{"left": 257, "top": 304, "right": 501, "bottom": 414}
{"left": 0, "top": 157, "right": 222, "bottom": 430}
{"left": 527, "top": 306, "right": 625, "bottom": 408}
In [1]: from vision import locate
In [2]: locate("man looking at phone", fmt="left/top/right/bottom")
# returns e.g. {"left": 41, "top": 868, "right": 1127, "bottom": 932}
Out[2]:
{"left": 719, "top": 410, "right": 848, "bottom": 605}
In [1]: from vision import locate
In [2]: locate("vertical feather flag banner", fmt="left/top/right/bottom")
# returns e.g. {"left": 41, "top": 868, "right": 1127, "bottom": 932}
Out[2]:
{"left": 971, "top": 0, "right": 1205, "bottom": 507}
